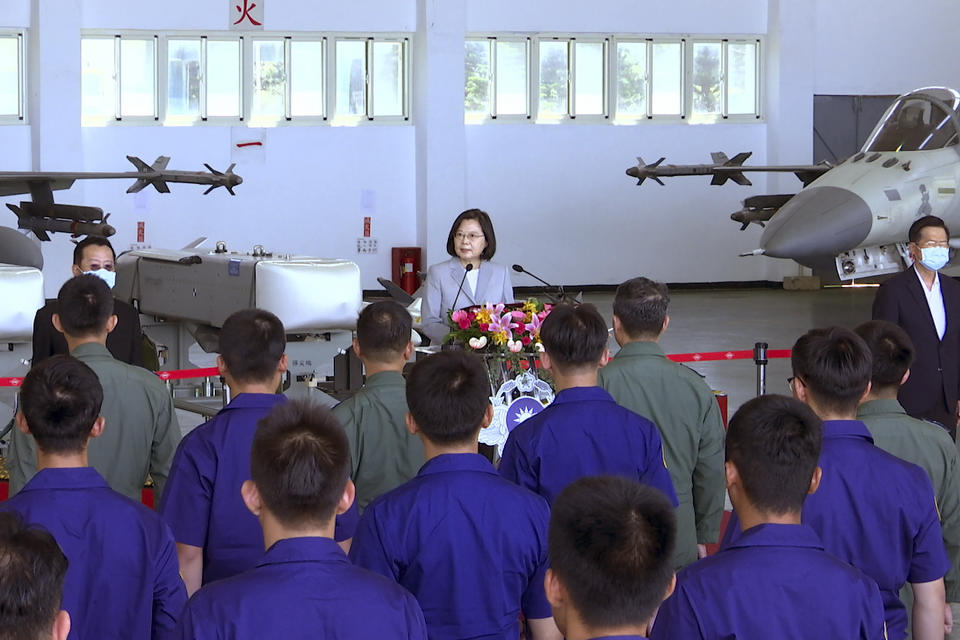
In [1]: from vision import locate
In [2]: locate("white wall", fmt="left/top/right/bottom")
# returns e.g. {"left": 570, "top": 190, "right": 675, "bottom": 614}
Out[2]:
{"left": 813, "top": 0, "right": 960, "bottom": 95}
{"left": 5, "top": 0, "right": 960, "bottom": 295}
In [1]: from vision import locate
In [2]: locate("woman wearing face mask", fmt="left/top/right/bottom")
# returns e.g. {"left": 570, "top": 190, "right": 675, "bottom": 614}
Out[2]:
{"left": 421, "top": 209, "right": 515, "bottom": 345}
{"left": 873, "top": 215, "right": 960, "bottom": 436}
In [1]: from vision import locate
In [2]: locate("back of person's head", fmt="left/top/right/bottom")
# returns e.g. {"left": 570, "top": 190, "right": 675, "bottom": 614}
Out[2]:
{"left": 549, "top": 476, "right": 676, "bottom": 629}
{"left": 0, "top": 512, "right": 69, "bottom": 640}
{"left": 445, "top": 208, "right": 497, "bottom": 260}
{"left": 72, "top": 236, "right": 115, "bottom": 266}
{"left": 250, "top": 399, "right": 351, "bottom": 528}
{"left": 726, "top": 395, "right": 822, "bottom": 515}
{"left": 854, "top": 320, "right": 914, "bottom": 391}
{"left": 406, "top": 350, "right": 489, "bottom": 445}
{"left": 540, "top": 303, "right": 608, "bottom": 373}
{"left": 219, "top": 308, "right": 286, "bottom": 384}
{"left": 908, "top": 215, "right": 950, "bottom": 243}
{"left": 56, "top": 274, "right": 114, "bottom": 338}
{"left": 612, "top": 277, "right": 670, "bottom": 339}
{"left": 791, "top": 326, "right": 872, "bottom": 414}
{"left": 20, "top": 355, "right": 103, "bottom": 455}
{"left": 356, "top": 301, "right": 412, "bottom": 362}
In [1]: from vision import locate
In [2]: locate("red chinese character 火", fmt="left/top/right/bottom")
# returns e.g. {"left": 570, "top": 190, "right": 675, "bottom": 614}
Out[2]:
{"left": 234, "top": 0, "right": 262, "bottom": 26}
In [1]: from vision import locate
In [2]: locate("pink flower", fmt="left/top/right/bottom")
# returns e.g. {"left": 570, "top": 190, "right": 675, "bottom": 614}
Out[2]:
{"left": 488, "top": 312, "right": 518, "bottom": 342}
{"left": 451, "top": 309, "right": 472, "bottom": 330}
{"left": 511, "top": 310, "right": 527, "bottom": 320}
{"left": 507, "top": 339, "right": 523, "bottom": 353}
{"left": 525, "top": 312, "right": 543, "bottom": 337}
{"left": 521, "top": 335, "right": 532, "bottom": 346}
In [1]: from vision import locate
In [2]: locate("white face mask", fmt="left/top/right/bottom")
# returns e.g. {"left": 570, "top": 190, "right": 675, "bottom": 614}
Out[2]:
{"left": 84, "top": 268, "right": 116, "bottom": 289}
{"left": 920, "top": 246, "right": 950, "bottom": 272}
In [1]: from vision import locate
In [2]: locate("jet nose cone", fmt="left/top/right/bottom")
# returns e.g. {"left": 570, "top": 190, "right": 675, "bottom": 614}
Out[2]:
{"left": 626, "top": 166, "right": 640, "bottom": 178}
{"left": 760, "top": 187, "right": 872, "bottom": 261}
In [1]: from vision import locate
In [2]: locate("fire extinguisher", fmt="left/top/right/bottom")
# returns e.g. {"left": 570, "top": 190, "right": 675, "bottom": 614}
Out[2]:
{"left": 400, "top": 255, "right": 417, "bottom": 295}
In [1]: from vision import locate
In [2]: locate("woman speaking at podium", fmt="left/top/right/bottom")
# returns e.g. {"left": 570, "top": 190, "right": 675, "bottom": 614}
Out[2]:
{"left": 422, "top": 208, "right": 515, "bottom": 344}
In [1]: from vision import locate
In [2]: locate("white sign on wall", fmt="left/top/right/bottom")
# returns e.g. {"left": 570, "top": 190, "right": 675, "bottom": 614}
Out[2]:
{"left": 230, "top": 0, "right": 264, "bottom": 30}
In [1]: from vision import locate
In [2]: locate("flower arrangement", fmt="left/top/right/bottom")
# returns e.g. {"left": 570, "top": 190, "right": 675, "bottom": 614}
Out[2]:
{"left": 446, "top": 299, "right": 553, "bottom": 356}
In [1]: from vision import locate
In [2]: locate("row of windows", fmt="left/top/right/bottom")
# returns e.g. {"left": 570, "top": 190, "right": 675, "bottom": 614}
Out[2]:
{"left": 465, "top": 36, "right": 761, "bottom": 123}
{"left": 0, "top": 32, "right": 24, "bottom": 121}
{"left": 0, "top": 31, "right": 762, "bottom": 126}
{"left": 80, "top": 33, "right": 409, "bottom": 125}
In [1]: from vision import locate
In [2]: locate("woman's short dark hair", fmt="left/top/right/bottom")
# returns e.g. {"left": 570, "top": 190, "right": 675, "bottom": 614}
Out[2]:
{"left": 445, "top": 209, "right": 497, "bottom": 260}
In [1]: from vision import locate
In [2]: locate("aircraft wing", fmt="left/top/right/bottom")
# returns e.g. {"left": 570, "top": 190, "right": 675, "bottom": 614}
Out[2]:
{"left": 0, "top": 177, "right": 76, "bottom": 198}
{"left": 626, "top": 152, "right": 833, "bottom": 187}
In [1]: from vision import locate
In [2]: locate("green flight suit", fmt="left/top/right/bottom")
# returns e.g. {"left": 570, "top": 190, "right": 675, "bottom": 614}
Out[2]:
{"left": 8, "top": 342, "right": 181, "bottom": 502}
{"left": 858, "top": 398, "right": 960, "bottom": 602}
{"left": 599, "top": 340, "right": 726, "bottom": 568}
{"left": 333, "top": 370, "right": 425, "bottom": 513}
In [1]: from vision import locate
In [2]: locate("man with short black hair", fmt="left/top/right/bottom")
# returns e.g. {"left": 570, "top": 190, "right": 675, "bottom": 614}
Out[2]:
{"left": 350, "top": 350, "right": 561, "bottom": 640}
{"left": 0, "top": 355, "right": 187, "bottom": 639}
{"left": 653, "top": 395, "right": 886, "bottom": 639}
{"left": 333, "top": 301, "right": 424, "bottom": 512}
{"left": 32, "top": 236, "right": 143, "bottom": 367}
{"left": 874, "top": 215, "right": 960, "bottom": 434}
{"left": 722, "top": 327, "right": 949, "bottom": 640}
{"left": 599, "top": 277, "right": 725, "bottom": 568}
{"left": 546, "top": 477, "right": 677, "bottom": 640}
{"left": 499, "top": 303, "right": 677, "bottom": 506}
{"left": 175, "top": 399, "right": 427, "bottom": 639}
{"left": 160, "top": 308, "right": 356, "bottom": 595}
{"left": 8, "top": 274, "right": 180, "bottom": 501}
{"left": 0, "top": 512, "right": 71, "bottom": 640}
{"left": 856, "top": 319, "right": 960, "bottom": 618}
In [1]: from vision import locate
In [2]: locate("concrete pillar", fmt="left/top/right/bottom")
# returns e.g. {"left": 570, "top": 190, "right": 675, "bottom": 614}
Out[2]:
{"left": 414, "top": 0, "right": 467, "bottom": 265}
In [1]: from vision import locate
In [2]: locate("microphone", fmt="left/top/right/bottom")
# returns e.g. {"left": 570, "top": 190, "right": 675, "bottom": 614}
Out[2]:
{"left": 512, "top": 264, "right": 565, "bottom": 302}
{"left": 451, "top": 263, "right": 474, "bottom": 313}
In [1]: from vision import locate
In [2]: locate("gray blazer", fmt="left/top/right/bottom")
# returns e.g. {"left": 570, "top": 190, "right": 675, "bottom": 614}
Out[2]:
{"left": 422, "top": 258, "right": 514, "bottom": 344}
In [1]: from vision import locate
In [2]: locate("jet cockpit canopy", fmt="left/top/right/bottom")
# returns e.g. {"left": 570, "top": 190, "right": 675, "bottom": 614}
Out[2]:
{"left": 863, "top": 87, "right": 960, "bottom": 153}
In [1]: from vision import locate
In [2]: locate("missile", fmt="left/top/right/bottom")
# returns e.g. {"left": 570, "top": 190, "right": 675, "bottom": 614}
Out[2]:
{"left": 126, "top": 156, "right": 243, "bottom": 195}
{"left": 6, "top": 202, "right": 115, "bottom": 241}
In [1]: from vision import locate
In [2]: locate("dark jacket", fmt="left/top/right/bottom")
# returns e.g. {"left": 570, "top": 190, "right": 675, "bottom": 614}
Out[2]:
{"left": 32, "top": 297, "right": 144, "bottom": 368}
{"left": 873, "top": 266, "right": 960, "bottom": 422}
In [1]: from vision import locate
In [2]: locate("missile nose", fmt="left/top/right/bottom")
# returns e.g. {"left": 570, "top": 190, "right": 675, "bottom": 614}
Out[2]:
{"left": 626, "top": 166, "right": 640, "bottom": 178}
{"left": 760, "top": 186, "right": 872, "bottom": 261}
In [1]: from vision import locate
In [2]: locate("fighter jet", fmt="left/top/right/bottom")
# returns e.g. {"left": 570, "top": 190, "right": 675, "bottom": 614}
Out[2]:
{"left": 0, "top": 156, "right": 242, "bottom": 242}
{"left": 627, "top": 86, "right": 960, "bottom": 280}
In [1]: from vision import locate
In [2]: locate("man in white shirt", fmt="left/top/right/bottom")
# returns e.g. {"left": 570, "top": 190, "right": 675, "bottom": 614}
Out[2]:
{"left": 874, "top": 215, "right": 960, "bottom": 438}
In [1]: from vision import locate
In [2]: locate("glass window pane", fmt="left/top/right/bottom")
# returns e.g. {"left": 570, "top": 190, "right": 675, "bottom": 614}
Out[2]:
{"left": 727, "top": 42, "right": 757, "bottom": 115}
{"left": 0, "top": 36, "right": 19, "bottom": 116}
{"left": 372, "top": 41, "right": 403, "bottom": 117}
{"left": 651, "top": 42, "right": 681, "bottom": 115}
{"left": 539, "top": 41, "right": 568, "bottom": 116}
{"left": 692, "top": 42, "right": 721, "bottom": 115}
{"left": 207, "top": 40, "right": 241, "bottom": 117}
{"left": 291, "top": 40, "right": 324, "bottom": 117}
{"left": 252, "top": 40, "right": 285, "bottom": 118}
{"left": 336, "top": 40, "right": 366, "bottom": 116}
{"left": 574, "top": 42, "right": 603, "bottom": 115}
{"left": 119, "top": 39, "right": 155, "bottom": 117}
{"left": 464, "top": 40, "right": 490, "bottom": 115}
{"left": 616, "top": 42, "right": 647, "bottom": 117}
{"left": 496, "top": 41, "right": 527, "bottom": 115}
{"left": 82, "top": 38, "right": 116, "bottom": 119}
{"left": 167, "top": 39, "right": 200, "bottom": 117}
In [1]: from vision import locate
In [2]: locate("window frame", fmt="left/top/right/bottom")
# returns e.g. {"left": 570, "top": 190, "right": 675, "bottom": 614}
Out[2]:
{"left": 532, "top": 35, "right": 611, "bottom": 123}
{"left": 466, "top": 32, "right": 763, "bottom": 126}
{"left": 464, "top": 35, "right": 531, "bottom": 123}
{"left": 81, "top": 30, "right": 411, "bottom": 127}
{"left": 0, "top": 30, "right": 26, "bottom": 123}
{"left": 686, "top": 37, "right": 762, "bottom": 123}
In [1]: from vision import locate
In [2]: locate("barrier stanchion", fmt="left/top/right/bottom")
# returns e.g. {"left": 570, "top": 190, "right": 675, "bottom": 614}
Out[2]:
{"left": 753, "top": 342, "right": 768, "bottom": 396}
